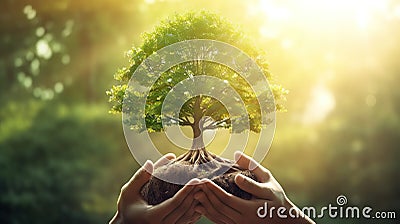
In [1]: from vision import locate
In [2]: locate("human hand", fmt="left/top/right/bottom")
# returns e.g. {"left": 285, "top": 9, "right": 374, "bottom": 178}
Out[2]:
{"left": 109, "top": 153, "right": 202, "bottom": 224}
{"left": 194, "top": 151, "right": 315, "bottom": 224}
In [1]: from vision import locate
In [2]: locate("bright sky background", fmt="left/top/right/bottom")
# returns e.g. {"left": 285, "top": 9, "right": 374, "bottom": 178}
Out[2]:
{"left": 240, "top": 0, "right": 400, "bottom": 125}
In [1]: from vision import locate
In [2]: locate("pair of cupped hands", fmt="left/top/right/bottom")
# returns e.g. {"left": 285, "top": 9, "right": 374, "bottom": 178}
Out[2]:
{"left": 110, "top": 152, "right": 315, "bottom": 224}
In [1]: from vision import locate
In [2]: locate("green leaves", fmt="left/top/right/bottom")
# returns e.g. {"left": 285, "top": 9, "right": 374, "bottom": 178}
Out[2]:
{"left": 107, "top": 10, "right": 287, "bottom": 134}
{"left": 106, "top": 84, "right": 127, "bottom": 114}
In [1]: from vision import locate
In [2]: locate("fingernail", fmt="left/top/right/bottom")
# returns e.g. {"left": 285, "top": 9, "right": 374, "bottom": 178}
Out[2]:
{"left": 165, "top": 152, "right": 176, "bottom": 159}
{"left": 234, "top": 151, "right": 243, "bottom": 161}
{"left": 187, "top": 178, "right": 201, "bottom": 185}
{"left": 249, "top": 160, "right": 258, "bottom": 170}
{"left": 200, "top": 178, "right": 209, "bottom": 183}
{"left": 143, "top": 160, "right": 153, "bottom": 173}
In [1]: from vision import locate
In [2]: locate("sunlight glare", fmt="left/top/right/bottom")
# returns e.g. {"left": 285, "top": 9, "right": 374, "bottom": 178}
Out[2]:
{"left": 305, "top": 0, "right": 389, "bottom": 29}
{"left": 281, "top": 38, "right": 293, "bottom": 49}
{"left": 258, "top": 0, "right": 291, "bottom": 22}
{"left": 259, "top": 25, "right": 279, "bottom": 39}
{"left": 302, "top": 84, "right": 335, "bottom": 125}
{"left": 355, "top": 9, "right": 370, "bottom": 30}
{"left": 255, "top": 0, "right": 390, "bottom": 30}
{"left": 394, "top": 5, "right": 400, "bottom": 19}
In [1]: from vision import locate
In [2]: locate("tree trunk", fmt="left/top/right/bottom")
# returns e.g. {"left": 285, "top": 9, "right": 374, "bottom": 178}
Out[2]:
{"left": 191, "top": 118, "right": 205, "bottom": 150}
{"left": 191, "top": 95, "right": 205, "bottom": 150}
{"left": 176, "top": 95, "right": 214, "bottom": 164}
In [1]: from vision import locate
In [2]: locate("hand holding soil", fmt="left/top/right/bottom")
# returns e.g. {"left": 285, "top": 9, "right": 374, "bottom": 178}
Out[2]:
{"left": 110, "top": 152, "right": 315, "bottom": 224}
{"left": 109, "top": 153, "right": 202, "bottom": 224}
{"left": 193, "top": 152, "right": 315, "bottom": 224}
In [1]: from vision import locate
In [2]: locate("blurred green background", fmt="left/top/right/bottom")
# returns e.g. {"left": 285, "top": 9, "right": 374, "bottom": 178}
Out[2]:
{"left": 1, "top": 0, "right": 399, "bottom": 223}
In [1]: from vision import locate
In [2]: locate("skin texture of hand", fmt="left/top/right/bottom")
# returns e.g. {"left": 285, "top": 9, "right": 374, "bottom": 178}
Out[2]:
{"left": 109, "top": 153, "right": 202, "bottom": 224}
{"left": 193, "top": 151, "right": 315, "bottom": 224}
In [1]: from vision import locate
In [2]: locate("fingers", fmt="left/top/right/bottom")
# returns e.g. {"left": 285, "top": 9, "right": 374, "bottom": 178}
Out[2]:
{"left": 197, "top": 179, "right": 246, "bottom": 223}
{"left": 121, "top": 153, "right": 175, "bottom": 199}
{"left": 234, "top": 174, "right": 274, "bottom": 200}
{"left": 234, "top": 151, "right": 271, "bottom": 182}
{"left": 116, "top": 162, "right": 153, "bottom": 223}
{"left": 122, "top": 160, "right": 153, "bottom": 195}
{"left": 152, "top": 178, "right": 200, "bottom": 216}
{"left": 175, "top": 198, "right": 202, "bottom": 224}
{"left": 194, "top": 190, "right": 236, "bottom": 224}
{"left": 195, "top": 205, "right": 228, "bottom": 224}
{"left": 200, "top": 179, "right": 245, "bottom": 211}
{"left": 185, "top": 213, "right": 202, "bottom": 224}
{"left": 121, "top": 152, "right": 175, "bottom": 197}
{"left": 162, "top": 180, "right": 200, "bottom": 223}
{"left": 154, "top": 153, "right": 176, "bottom": 169}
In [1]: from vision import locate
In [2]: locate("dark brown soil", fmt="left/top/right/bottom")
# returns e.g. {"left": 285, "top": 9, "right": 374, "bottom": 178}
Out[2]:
{"left": 141, "top": 149, "right": 257, "bottom": 205}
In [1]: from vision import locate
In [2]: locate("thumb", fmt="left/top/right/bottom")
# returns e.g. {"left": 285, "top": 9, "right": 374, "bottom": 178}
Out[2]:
{"left": 235, "top": 174, "right": 273, "bottom": 199}
{"left": 124, "top": 160, "right": 153, "bottom": 194}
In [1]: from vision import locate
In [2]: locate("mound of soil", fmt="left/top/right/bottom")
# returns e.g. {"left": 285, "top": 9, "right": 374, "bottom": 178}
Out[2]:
{"left": 141, "top": 149, "right": 257, "bottom": 205}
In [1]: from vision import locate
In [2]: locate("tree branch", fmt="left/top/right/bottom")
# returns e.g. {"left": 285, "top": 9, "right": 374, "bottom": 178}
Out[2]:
{"left": 164, "top": 115, "right": 182, "bottom": 122}
{"left": 203, "top": 117, "right": 230, "bottom": 130}
{"left": 203, "top": 123, "right": 226, "bottom": 130}
{"left": 213, "top": 117, "right": 230, "bottom": 126}
{"left": 180, "top": 110, "right": 193, "bottom": 118}
{"left": 182, "top": 116, "right": 193, "bottom": 125}
{"left": 180, "top": 121, "right": 193, "bottom": 126}
{"left": 164, "top": 115, "right": 193, "bottom": 126}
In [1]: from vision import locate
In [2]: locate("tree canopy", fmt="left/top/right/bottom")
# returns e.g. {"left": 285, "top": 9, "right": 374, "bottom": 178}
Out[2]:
{"left": 2, "top": 1, "right": 400, "bottom": 223}
{"left": 107, "top": 11, "right": 287, "bottom": 145}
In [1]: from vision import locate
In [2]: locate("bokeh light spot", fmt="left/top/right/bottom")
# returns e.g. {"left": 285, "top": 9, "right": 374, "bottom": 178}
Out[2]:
{"left": 23, "top": 5, "right": 36, "bottom": 20}
{"left": 61, "top": 55, "right": 70, "bottom": 64}
{"left": 14, "top": 58, "right": 23, "bottom": 67}
{"left": 54, "top": 82, "right": 64, "bottom": 93}
{"left": 36, "top": 39, "right": 52, "bottom": 59}
{"left": 36, "top": 27, "right": 45, "bottom": 37}
{"left": 30, "top": 59, "right": 40, "bottom": 76}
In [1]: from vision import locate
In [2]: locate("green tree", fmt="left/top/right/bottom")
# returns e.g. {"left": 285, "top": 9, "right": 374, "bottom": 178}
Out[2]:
{"left": 108, "top": 11, "right": 286, "bottom": 159}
